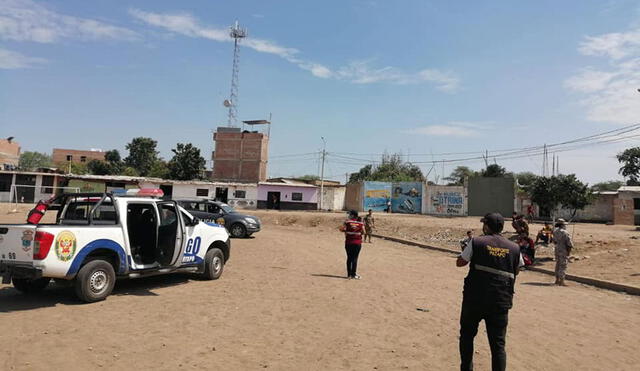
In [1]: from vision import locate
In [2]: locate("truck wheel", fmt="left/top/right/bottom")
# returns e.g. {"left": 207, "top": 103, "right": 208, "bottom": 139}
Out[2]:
{"left": 74, "top": 260, "right": 116, "bottom": 303}
{"left": 12, "top": 277, "right": 50, "bottom": 293}
{"left": 202, "top": 248, "right": 224, "bottom": 280}
{"left": 230, "top": 223, "right": 247, "bottom": 238}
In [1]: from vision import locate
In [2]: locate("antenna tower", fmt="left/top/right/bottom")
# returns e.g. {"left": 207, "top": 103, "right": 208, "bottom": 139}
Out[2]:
{"left": 226, "top": 21, "right": 247, "bottom": 127}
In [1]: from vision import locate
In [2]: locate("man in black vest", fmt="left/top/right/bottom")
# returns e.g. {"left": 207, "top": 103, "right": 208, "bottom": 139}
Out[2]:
{"left": 456, "top": 213, "right": 523, "bottom": 371}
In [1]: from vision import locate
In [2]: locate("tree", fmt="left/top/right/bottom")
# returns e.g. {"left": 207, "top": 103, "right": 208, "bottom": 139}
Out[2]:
{"left": 481, "top": 164, "right": 508, "bottom": 177}
{"left": 445, "top": 166, "right": 476, "bottom": 185}
{"left": 19, "top": 151, "right": 52, "bottom": 171}
{"left": 530, "top": 174, "right": 591, "bottom": 219}
{"left": 515, "top": 172, "right": 539, "bottom": 193}
{"left": 167, "top": 143, "right": 206, "bottom": 180}
{"left": 348, "top": 164, "right": 373, "bottom": 183}
{"left": 348, "top": 154, "right": 424, "bottom": 183}
{"left": 104, "top": 149, "right": 124, "bottom": 174}
{"left": 124, "top": 137, "right": 159, "bottom": 176}
{"left": 87, "top": 160, "right": 112, "bottom": 175}
{"left": 617, "top": 147, "right": 640, "bottom": 185}
{"left": 296, "top": 175, "right": 320, "bottom": 181}
{"left": 591, "top": 180, "right": 623, "bottom": 192}
{"left": 148, "top": 160, "right": 170, "bottom": 179}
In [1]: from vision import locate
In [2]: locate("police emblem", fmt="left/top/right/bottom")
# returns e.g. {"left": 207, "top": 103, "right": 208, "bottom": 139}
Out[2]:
{"left": 21, "top": 230, "right": 34, "bottom": 252}
{"left": 55, "top": 230, "right": 77, "bottom": 262}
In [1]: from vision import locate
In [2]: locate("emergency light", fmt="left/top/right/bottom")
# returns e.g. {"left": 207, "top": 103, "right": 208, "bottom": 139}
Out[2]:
{"left": 111, "top": 188, "right": 164, "bottom": 198}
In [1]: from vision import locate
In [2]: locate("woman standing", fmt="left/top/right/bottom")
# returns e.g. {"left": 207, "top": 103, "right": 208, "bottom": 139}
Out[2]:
{"left": 340, "top": 210, "right": 365, "bottom": 279}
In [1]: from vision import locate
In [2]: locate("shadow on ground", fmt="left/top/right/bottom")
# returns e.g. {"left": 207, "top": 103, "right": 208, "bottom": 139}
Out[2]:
{"left": 0, "top": 274, "right": 193, "bottom": 313}
{"left": 521, "top": 282, "right": 556, "bottom": 287}
{"left": 310, "top": 274, "right": 349, "bottom": 280}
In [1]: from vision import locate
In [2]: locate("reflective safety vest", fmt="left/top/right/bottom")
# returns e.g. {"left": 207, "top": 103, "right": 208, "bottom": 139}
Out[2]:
{"left": 344, "top": 219, "right": 364, "bottom": 244}
{"left": 463, "top": 234, "right": 521, "bottom": 310}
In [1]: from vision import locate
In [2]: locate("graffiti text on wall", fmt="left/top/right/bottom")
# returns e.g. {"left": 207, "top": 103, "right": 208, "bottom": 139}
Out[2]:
{"left": 431, "top": 191, "right": 464, "bottom": 215}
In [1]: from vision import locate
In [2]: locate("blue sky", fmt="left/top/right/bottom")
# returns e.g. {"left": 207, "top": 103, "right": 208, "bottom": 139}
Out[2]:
{"left": 2, "top": 0, "right": 640, "bottom": 184}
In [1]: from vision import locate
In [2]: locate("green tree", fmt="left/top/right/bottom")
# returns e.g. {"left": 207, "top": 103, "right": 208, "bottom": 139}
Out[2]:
{"left": 530, "top": 174, "right": 591, "bottom": 219}
{"left": 617, "top": 147, "right": 640, "bottom": 185}
{"left": 591, "top": 180, "right": 623, "bottom": 192}
{"left": 69, "top": 162, "right": 89, "bottom": 175}
{"left": 481, "top": 164, "right": 508, "bottom": 177}
{"left": 18, "top": 151, "right": 52, "bottom": 171}
{"left": 148, "top": 160, "right": 170, "bottom": 179}
{"left": 515, "top": 172, "right": 539, "bottom": 193}
{"left": 167, "top": 143, "right": 206, "bottom": 180}
{"left": 122, "top": 167, "right": 139, "bottom": 176}
{"left": 104, "top": 149, "right": 124, "bottom": 174}
{"left": 124, "top": 137, "right": 159, "bottom": 176}
{"left": 296, "top": 175, "right": 320, "bottom": 181}
{"left": 87, "top": 159, "right": 112, "bottom": 175}
{"left": 348, "top": 164, "right": 373, "bottom": 183}
{"left": 348, "top": 154, "right": 424, "bottom": 183}
{"left": 444, "top": 166, "right": 476, "bottom": 185}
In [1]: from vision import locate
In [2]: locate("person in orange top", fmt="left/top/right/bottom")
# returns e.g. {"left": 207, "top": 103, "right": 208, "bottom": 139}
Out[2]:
{"left": 340, "top": 210, "right": 365, "bottom": 279}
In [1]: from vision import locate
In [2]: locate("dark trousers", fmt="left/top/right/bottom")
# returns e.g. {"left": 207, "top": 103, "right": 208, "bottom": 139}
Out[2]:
{"left": 459, "top": 303, "right": 509, "bottom": 371}
{"left": 345, "top": 243, "right": 362, "bottom": 277}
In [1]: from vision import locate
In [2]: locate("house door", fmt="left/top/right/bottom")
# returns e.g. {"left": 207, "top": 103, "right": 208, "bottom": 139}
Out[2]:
{"left": 160, "top": 184, "right": 173, "bottom": 200}
{"left": 15, "top": 174, "right": 36, "bottom": 203}
{"left": 634, "top": 198, "right": 640, "bottom": 225}
{"left": 215, "top": 187, "right": 228, "bottom": 203}
{"left": 267, "top": 192, "right": 281, "bottom": 210}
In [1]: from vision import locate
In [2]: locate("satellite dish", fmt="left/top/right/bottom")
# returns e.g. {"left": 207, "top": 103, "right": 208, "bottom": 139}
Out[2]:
{"left": 223, "top": 99, "right": 232, "bottom": 107}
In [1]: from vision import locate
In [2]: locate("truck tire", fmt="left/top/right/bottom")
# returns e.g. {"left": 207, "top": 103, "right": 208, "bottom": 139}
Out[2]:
{"left": 74, "top": 260, "right": 116, "bottom": 303}
{"left": 12, "top": 277, "right": 50, "bottom": 293}
{"left": 202, "top": 248, "right": 224, "bottom": 280}
{"left": 229, "top": 223, "right": 247, "bottom": 238}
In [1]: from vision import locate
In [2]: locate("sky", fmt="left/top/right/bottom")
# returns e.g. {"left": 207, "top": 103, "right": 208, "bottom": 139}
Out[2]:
{"left": 2, "top": 0, "right": 640, "bottom": 184}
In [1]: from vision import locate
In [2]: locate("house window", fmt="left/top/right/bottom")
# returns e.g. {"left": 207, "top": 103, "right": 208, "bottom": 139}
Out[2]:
{"left": 41, "top": 176, "right": 55, "bottom": 194}
{"left": 234, "top": 190, "right": 246, "bottom": 199}
{"left": 196, "top": 188, "right": 209, "bottom": 197}
{"left": 0, "top": 174, "right": 12, "bottom": 192}
{"left": 66, "top": 155, "right": 73, "bottom": 161}
{"left": 80, "top": 156, "right": 87, "bottom": 162}
{"left": 292, "top": 192, "right": 303, "bottom": 201}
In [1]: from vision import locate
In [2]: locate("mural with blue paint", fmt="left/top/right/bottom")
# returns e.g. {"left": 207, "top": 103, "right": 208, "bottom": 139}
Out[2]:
{"left": 363, "top": 181, "right": 392, "bottom": 212}
{"left": 391, "top": 182, "right": 422, "bottom": 214}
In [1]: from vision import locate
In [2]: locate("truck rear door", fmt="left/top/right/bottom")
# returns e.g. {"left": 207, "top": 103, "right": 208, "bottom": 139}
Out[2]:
{"left": 0, "top": 225, "right": 37, "bottom": 264}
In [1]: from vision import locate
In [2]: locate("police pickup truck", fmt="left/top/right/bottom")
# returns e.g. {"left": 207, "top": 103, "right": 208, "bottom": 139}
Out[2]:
{"left": 0, "top": 189, "right": 230, "bottom": 303}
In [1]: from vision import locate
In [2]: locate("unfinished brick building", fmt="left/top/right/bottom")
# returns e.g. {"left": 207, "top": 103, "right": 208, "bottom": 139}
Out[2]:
{"left": 212, "top": 122, "right": 269, "bottom": 183}
{"left": 52, "top": 148, "right": 106, "bottom": 164}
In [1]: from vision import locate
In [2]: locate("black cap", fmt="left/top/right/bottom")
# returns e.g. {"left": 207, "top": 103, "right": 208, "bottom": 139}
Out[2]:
{"left": 348, "top": 210, "right": 359, "bottom": 218}
{"left": 481, "top": 213, "right": 504, "bottom": 233}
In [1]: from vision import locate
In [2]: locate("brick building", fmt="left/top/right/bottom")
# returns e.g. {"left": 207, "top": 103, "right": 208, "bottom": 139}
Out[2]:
{"left": 212, "top": 123, "right": 269, "bottom": 183}
{"left": 0, "top": 137, "right": 20, "bottom": 170}
{"left": 613, "top": 186, "right": 640, "bottom": 225}
{"left": 52, "top": 148, "right": 106, "bottom": 164}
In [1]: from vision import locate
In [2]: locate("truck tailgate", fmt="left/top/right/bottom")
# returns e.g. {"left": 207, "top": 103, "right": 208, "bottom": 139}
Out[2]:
{"left": 0, "top": 225, "right": 37, "bottom": 264}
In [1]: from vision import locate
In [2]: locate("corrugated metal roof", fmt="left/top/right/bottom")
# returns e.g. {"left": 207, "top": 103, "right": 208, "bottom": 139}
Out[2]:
{"left": 618, "top": 186, "right": 640, "bottom": 192}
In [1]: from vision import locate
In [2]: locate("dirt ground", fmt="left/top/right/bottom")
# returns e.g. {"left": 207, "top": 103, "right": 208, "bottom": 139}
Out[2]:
{"left": 1, "top": 207, "right": 639, "bottom": 370}
{"left": 251, "top": 210, "right": 640, "bottom": 286}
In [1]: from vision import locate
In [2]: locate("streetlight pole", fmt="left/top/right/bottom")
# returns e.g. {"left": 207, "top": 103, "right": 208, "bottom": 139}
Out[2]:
{"left": 319, "top": 137, "right": 326, "bottom": 211}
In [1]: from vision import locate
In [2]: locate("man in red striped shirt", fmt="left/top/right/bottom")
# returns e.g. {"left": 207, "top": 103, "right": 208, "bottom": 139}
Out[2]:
{"left": 340, "top": 210, "right": 365, "bottom": 279}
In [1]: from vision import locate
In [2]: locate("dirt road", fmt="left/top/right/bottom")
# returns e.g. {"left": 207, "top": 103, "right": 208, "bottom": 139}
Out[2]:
{"left": 1, "top": 223, "right": 638, "bottom": 370}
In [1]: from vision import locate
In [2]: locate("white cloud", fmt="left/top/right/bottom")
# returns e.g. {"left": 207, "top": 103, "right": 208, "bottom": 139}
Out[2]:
{"left": 130, "top": 9, "right": 459, "bottom": 90}
{"left": 0, "top": 47, "right": 45, "bottom": 68}
{"left": 0, "top": 0, "right": 139, "bottom": 43}
{"left": 566, "top": 27, "right": 640, "bottom": 124}
{"left": 405, "top": 123, "right": 480, "bottom": 137}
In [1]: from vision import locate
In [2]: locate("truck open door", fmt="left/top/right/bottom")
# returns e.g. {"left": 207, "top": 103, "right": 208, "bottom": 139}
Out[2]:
{"left": 157, "top": 201, "right": 185, "bottom": 269}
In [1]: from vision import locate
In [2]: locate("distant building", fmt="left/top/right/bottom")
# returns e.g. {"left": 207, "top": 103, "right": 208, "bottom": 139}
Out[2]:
{"left": 0, "top": 137, "right": 20, "bottom": 170}
{"left": 52, "top": 148, "right": 106, "bottom": 164}
{"left": 212, "top": 122, "right": 270, "bottom": 183}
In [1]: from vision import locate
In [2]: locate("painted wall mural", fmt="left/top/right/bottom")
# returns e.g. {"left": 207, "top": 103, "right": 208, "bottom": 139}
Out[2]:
{"left": 363, "top": 181, "right": 392, "bottom": 212}
{"left": 391, "top": 182, "right": 422, "bottom": 214}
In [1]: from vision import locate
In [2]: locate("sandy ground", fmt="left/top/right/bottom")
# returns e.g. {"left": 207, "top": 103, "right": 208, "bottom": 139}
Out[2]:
{"left": 1, "top": 208, "right": 639, "bottom": 370}
{"left": 251, "top": 210, "right": 640, "bottom": 286}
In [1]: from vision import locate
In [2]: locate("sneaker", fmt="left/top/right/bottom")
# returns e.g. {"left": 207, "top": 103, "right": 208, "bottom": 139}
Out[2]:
{"left": 353, "top": 275, "right": 361, "bottom": 280}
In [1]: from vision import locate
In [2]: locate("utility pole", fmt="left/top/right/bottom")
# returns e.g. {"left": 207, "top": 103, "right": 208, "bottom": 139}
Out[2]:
{"left": 319, "top": 137, "right": 326, "bottom": 211}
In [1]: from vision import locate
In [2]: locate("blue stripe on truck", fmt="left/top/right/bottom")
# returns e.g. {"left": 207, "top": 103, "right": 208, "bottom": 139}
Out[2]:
{"left": 66, "top": 239, "right": 127, "bottom": 277}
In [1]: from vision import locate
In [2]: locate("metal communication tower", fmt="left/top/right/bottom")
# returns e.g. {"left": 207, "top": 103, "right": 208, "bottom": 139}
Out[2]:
{"left": 226, "top": 21, "right": 247, "bottom": 127}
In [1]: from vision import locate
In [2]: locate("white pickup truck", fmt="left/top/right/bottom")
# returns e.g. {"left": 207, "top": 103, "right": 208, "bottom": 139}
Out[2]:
{"left": 0, "top": 189, "right": 230, "bottom": 302}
